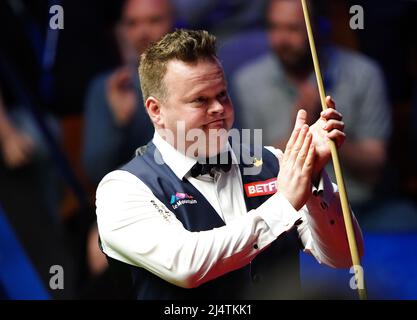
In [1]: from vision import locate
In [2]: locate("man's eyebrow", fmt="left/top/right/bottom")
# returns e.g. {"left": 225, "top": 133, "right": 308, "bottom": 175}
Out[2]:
{"left": 183, "top": 88, "right": 202, "bottom": 100}
{"left": 184, "top": 85, "right": 227, "bottom": 101}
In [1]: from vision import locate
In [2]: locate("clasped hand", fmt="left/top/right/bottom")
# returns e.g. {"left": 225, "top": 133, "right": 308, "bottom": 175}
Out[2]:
{"left": 277, "top": 96, "right": 345, "bottom": 210}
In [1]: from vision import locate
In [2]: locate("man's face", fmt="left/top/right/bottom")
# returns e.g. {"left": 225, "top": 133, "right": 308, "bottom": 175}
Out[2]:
{"left": 157, "top": 58, "right": 234, "bottom": 158}
{"left": 267, "top": 0, "right": 309, "bottom": 70}
{"left": 121, "top": 0, "right": 173, "bottom": 56}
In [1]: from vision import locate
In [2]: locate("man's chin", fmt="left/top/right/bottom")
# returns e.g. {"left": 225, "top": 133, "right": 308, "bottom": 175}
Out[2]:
{"left": 274, "top": 50, "right": 299, "bottom": 67}
{"left": 207, "top": 137, "right": 229, "bottom": 157}
{"left": 281, "top": 57, "right": 300, "bottom": 70}
{"left": 185, "top": 139, "right": 229, "bottom": 159}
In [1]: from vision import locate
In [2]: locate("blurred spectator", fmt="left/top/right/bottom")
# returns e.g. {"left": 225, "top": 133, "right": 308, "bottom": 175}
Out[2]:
{"left": 81, "top": 0, "right": 175, "bottom": 284}
{"left": 0, "top": 91, "right": 35, "bottom": 169}
{"left": 82, "top": 0, "right": 174, "bottom": 185}
{"left": 0, "top": 87, "right": 62, "bottom": 221}
{"left": 172, "top": 0, "right": 267, "bottom": 42}
{"left": 232, "top": 0, "right": 397, "bottom": 224}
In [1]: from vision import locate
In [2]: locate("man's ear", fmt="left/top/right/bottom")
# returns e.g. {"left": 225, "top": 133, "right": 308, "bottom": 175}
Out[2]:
{"left": 145, "top": 96, "right": 164, "bottom": 127}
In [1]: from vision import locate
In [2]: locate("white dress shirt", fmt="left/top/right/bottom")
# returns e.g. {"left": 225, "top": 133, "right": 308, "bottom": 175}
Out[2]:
{"left": 96, "top": 131, "right": 364, "bottom": 289}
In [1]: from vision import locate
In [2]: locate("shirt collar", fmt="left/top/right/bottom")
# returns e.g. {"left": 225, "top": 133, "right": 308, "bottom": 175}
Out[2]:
{"left": 152, "top": 130, "right": 238, "bottom": 180}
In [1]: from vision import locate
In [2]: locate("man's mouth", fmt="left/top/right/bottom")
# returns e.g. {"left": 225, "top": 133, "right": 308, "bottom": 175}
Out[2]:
{"left": 205, "top": 119, "right": 225, "bottom": 129}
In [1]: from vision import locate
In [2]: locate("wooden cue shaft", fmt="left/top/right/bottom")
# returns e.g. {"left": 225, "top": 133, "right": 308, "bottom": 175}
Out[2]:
{"left": 301, "top": 0, "right": 367, "bottom": 300}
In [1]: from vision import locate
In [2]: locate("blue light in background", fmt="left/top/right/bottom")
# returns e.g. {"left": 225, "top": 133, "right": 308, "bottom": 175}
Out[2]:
{"left": 0, "top": 208, "right": 50, "bottom": 300}
{"left": 301, "top": 233, "right": 417, "bottom": 299}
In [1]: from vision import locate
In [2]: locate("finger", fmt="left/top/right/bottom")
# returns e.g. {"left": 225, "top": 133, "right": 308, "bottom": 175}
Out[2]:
{"left": 326, "top": 96, "right": 336, "bottom": 109}
{"left": 4, "top": 152, "right": 14, "bottom": 167}
{"left": 323, "top": 119, "right": 345, "bottom": 132}
{"left": 22, "top": 135, "right": 35, "bottom": 153}
{"left": 114, "top": 67, "right": 130, "bottom": 78}
{"left": 327, "top": 130, "right": 346, "bottom": 148}
{"left": 5, "top": 157, "right": 19, "bottom": 168}
{"left": 107, "top": 73, "right": 119, "bottom": 90}
{"left": 284, "top": 109, "right": 307, "bottom": 163}
{"left": 118, "top": 69, "right": 133, "bottom": 83}
{"left": 17, "top": 153, "right": 30, "bottom": 166}
{"left": 7, "top": 149, "right": 25, "bottom": 168}
{"left": 14, "top": 143, "right": 28, "bottom": 161}
{"left": 283, "top": 126, "right": 301, "bottom": 163}
{"left": 21, "top": 144, "right": 33, "bottom": 159}
{"left": 302, "top": 141, "right": 315, "bottom": 176}
{"left": 289, "top": 124, "right": 309, "bottom": 165}
{"left": 320, "top": 108, "right": 343, "bottom": 121}
{"left": 295, "top": 130, "right": 312, "bottom": 169}
{"left": 108, "top": 68, "right": 130, "bottom": 88}
{"left": 295, "top": 109, "right": 307, "bottom": 129}
{"left": 109, "top": 68, "right": 127, "bottom": 83}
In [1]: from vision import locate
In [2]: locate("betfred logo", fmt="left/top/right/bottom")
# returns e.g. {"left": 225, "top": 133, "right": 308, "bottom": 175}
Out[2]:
{"left": 244, "top": 178, "right": 277, "bottom": 198}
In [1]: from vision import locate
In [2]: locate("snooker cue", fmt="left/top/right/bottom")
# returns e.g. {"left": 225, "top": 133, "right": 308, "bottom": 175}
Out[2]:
{"left": 301, "top": 0, "right": 367, "bottom": 300}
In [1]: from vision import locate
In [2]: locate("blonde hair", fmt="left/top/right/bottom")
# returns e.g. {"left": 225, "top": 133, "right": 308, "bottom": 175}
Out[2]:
{"left": 139, "top": 29, "right": 217, "bottom": 102}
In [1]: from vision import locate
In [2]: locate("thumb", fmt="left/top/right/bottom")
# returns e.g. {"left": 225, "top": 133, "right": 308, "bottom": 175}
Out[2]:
{"left": 295, "top": 109, "right": 307, "bottom": 129}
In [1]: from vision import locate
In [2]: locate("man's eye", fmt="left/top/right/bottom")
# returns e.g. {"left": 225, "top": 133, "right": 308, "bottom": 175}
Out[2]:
{"left": 194, "top": 97, "right": 207, "bottom": 104}
{"left": 218, "top": 91, "right": 228, "bottom": 101}
{"left": 124, "top": 18, "right": 137, "bottom": 28}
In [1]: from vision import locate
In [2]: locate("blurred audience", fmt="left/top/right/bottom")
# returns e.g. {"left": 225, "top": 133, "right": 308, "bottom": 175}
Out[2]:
{"left": 0, "top": 87, "right": 62, "bottom": 221}
{"left": 1, "top": 0, "right": 417, "bottom": 300}
{"left": 0, "top": 91, "right": 35, "bottom": 169}
{"left": 232, "top": 0, "right": 417, "bottom": 229}
{"left": 82, "top": 0, "right": 174, "bottom": 185}
{"left": 81, "top": 0, "right": 175, "bottom": 283}
{"left": 172, "top": 0, "right": 267, "bottom": 42}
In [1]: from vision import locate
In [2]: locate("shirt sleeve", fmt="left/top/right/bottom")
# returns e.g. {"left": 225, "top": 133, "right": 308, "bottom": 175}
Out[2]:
{"left": 264, "top": 146, "right": 364, "bottom": 268}
{"left": 96, "top": 170, "right": 302, "bottom": 289}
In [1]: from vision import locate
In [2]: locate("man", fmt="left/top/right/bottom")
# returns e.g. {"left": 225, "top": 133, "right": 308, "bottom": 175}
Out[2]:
{"left": 82, "top": 0, "right": 174, "bottom": 184}
{"left": 96, "top": 29, "right": 363, "bottom": 299}
{"left": 233, "top": 0, "right": 391, "bottom": 208}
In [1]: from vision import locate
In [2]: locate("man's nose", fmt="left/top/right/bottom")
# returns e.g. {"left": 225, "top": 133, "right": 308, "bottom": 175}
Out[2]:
{"left": 136, "top": 23, "right": 151, "bottom": 38}
{"left": 208, "top": 100, "right": 225, "bottom": 114}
